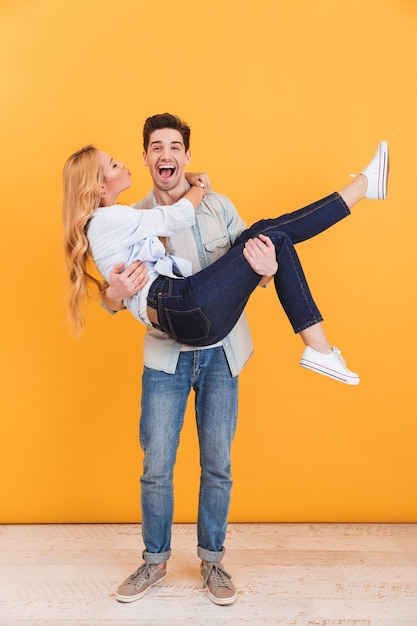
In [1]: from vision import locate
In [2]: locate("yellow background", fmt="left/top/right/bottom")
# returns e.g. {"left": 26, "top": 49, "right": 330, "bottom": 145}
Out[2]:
{"left": 1, "top": 0, "right": 416, "bottom": 523}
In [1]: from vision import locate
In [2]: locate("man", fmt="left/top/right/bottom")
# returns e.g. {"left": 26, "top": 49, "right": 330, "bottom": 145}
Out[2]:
{"left": 102, "top": 113, "right": 274, "bottom": 606}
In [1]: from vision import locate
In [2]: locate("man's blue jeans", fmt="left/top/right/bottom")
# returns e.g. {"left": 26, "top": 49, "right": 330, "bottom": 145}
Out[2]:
{"left": 140, "top": 347, "right": 238, "bottom": 565}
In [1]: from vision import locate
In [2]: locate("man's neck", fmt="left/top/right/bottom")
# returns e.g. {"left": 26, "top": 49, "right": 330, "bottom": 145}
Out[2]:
{"left": 153, "top": 180, "right": 188, "bottom": 206}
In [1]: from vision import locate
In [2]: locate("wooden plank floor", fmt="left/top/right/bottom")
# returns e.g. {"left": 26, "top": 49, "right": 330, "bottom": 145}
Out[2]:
{"left": 1, "top": 523, "right": 416, "bottom": 625}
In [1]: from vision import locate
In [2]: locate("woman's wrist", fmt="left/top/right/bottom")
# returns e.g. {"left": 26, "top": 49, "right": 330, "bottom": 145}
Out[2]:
{"left": 184, "top": 184, "right": 206, "bottom": 210}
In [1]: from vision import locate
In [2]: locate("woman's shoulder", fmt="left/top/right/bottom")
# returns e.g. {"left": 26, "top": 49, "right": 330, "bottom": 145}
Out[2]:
{"left": 93, "top": 204, "right": 139, "bottom": 221}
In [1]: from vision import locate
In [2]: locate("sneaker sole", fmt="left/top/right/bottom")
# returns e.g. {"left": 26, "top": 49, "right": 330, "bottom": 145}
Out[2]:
{"left": 115, "top": 573, "right": 165, "bottom": 603}
{"left": 378, "top": 141, "right": 389, "bottom": 200}
{"left": 206, "top": 588, "right": 237, "bottom": 606}
{"left": 300, "top": 360, "right": 360, "bottom": 385}
{"left": 201, "top": 574, "right": 237, "bottom": 606}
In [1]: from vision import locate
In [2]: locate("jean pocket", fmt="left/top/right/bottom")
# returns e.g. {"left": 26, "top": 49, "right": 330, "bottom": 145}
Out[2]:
{"left": 164, "top": 308, "right": 210, "bottom": 344}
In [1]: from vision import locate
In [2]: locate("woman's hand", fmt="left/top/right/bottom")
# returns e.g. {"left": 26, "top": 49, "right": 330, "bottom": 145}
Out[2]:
{"left": 103, "top": 261, "right": 149, "bottom": 311}
{"left": 243, "top": 234, "right": 278, "bottom": 285}
{"left": 183, "top": 172, "right": 211, "bottom": 209}
{"left": 185, "top": 171, "right": 211, "bottom": 194}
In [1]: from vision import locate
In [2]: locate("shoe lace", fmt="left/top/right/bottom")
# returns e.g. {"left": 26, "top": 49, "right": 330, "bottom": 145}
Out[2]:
{"left": 129, "top": 563, "right": 158, "bottom": 590}
{"left": 202, "top": 563, "right": 233, "bottom": 591}
{"left": 333, "top": 347, "right": 348, "bottom": 370}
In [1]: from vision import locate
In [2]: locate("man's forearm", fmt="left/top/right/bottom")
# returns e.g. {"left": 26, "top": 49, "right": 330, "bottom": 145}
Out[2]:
{"left": 101, "top": 260, "right": 148, "bottom": 312}
{"left": 258, "top": 275, "right": 274, "bottom": 288}
{"left": 102, "top": 286, "right": 125, "bottom": 312}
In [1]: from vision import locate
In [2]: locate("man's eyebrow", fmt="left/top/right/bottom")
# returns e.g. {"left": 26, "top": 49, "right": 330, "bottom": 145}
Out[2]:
{"left": 149, "top": 140, "right": 184, "bottom": 147}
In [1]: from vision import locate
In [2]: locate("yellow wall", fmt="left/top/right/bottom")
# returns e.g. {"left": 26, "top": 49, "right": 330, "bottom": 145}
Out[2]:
{"left": 1, "top": 0, "right": 416, "bottom": 523}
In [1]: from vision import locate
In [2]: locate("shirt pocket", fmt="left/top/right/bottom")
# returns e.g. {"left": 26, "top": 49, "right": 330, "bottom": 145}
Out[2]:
{"left": 203, "top": 235, "right": 230, "bottom": 262}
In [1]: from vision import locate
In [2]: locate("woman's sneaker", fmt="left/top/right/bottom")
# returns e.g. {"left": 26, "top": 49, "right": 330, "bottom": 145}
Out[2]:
{"left": 300, "top": 346, "right": 360, "bottom": 385}
{"left": 360, "top": 141, "right": 389, "bottom": 200}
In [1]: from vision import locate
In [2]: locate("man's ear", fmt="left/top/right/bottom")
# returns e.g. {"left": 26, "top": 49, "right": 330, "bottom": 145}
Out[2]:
{"left": 185, "top": 149, "right": 191, "bottom": 165}
{"left": 143, "top": 150, "right": 148, "bottom": 166}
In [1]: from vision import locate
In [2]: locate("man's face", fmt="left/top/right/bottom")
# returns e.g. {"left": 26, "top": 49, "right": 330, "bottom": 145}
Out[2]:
{"left": 143, "top": 128, "right": 191, "bottom": 192}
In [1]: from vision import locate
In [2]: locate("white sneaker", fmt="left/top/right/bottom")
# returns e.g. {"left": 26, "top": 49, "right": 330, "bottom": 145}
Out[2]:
{"left": 300, "top": 346, "right": 360, "bottom": 385}
{"left": 360, "top": 141, "right": 389, "bottom": 200}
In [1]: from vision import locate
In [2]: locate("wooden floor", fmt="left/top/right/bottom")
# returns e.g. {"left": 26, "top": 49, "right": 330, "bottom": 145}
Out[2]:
{"left": 0, "top": 523, "right": 416, "bottom": 625}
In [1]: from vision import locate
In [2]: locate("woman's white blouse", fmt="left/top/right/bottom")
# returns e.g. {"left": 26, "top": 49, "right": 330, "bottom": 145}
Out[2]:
{"left": 87, "top": 198, "right": 196, "bottom": 325}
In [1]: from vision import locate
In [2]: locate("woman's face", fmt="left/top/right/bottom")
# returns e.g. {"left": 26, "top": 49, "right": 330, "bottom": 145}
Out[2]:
{"left": 99, "top": 151, "right": 132, "bottom": 203}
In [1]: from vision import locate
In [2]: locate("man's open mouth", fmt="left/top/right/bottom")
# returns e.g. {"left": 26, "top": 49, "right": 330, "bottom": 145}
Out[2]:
{"left": 158, "top": 165, "right": 175, "bottom": 180}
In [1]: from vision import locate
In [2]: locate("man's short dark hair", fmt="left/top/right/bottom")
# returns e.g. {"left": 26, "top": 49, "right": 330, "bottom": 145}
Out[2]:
{"left": 143, "top": 113, "right": 191, "bottom": 152}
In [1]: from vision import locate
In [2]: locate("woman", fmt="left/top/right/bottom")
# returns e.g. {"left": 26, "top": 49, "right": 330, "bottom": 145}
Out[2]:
{"left": 63, "top": 142, "right": 389, "bottom": 385}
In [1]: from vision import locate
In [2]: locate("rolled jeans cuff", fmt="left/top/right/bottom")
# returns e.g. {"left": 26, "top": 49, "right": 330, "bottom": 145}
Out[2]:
{"left": 197, "top": 545, "right": 225, "bottom": 563}
{"left": 142, "top": 548, "right": 171, "bottom": 565}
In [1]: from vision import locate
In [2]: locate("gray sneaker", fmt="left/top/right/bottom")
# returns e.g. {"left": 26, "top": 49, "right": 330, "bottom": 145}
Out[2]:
{"left": 116, "top": 562, "right": 166, "bottom": 603}
{"left": 201, "top": 561, "right": 237, "bottom": 605}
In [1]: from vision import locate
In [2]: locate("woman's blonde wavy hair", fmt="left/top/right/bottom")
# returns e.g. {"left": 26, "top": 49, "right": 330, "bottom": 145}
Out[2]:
{"left": 62, "top": 145, "right": 105, "bottom": 334}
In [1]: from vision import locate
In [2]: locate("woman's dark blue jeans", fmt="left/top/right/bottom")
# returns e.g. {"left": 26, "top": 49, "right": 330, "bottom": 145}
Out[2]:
{"left": 146, "top": 192, "right": 350, "bottom": 346}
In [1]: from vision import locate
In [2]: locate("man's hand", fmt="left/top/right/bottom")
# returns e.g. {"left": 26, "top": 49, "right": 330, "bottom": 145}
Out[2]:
{"left": 103, "top": 261, "right": 149, "bottom": 311}
{"left": 243, "top": 234, "right": 278, "bottom": 286}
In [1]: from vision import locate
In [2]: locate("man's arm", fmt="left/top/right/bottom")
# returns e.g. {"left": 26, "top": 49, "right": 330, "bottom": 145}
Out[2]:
{"left": 102, "top": 261, "right": 149, "bottom": 312}
{"left": 243, "top": 234, "right": 278, "bottom": 286}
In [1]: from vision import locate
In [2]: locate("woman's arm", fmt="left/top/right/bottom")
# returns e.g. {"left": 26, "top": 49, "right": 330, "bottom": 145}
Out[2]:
{"left": 94, "top": 176, "right": 212, "bottom": 311}
{"left": 183, "top": 171, "right": 211, "bottom": 210}
{"left": 183, "top": 182, "right": 206, "bottom": 210}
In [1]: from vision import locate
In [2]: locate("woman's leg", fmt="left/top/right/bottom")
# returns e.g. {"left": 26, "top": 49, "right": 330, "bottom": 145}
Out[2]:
{"left": 299, "top": 322, "right": 331, "bottom": 353}
{"left": 148, "top": 230, "right": 359, "bottom": 383}
{"left": 233, "top": 192, "right": 350, "bottom": 248}
{"left": 273, "top": 259, "right": 360, "bottom": 386}
{"left": 233, "top": 141, "right": 388, "bottom": 247}
{"left": 338, "top": 175, "right": 368, "bottom": 208}
{"left": 150, "top": 230, "right": 322, "bottom": 345}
